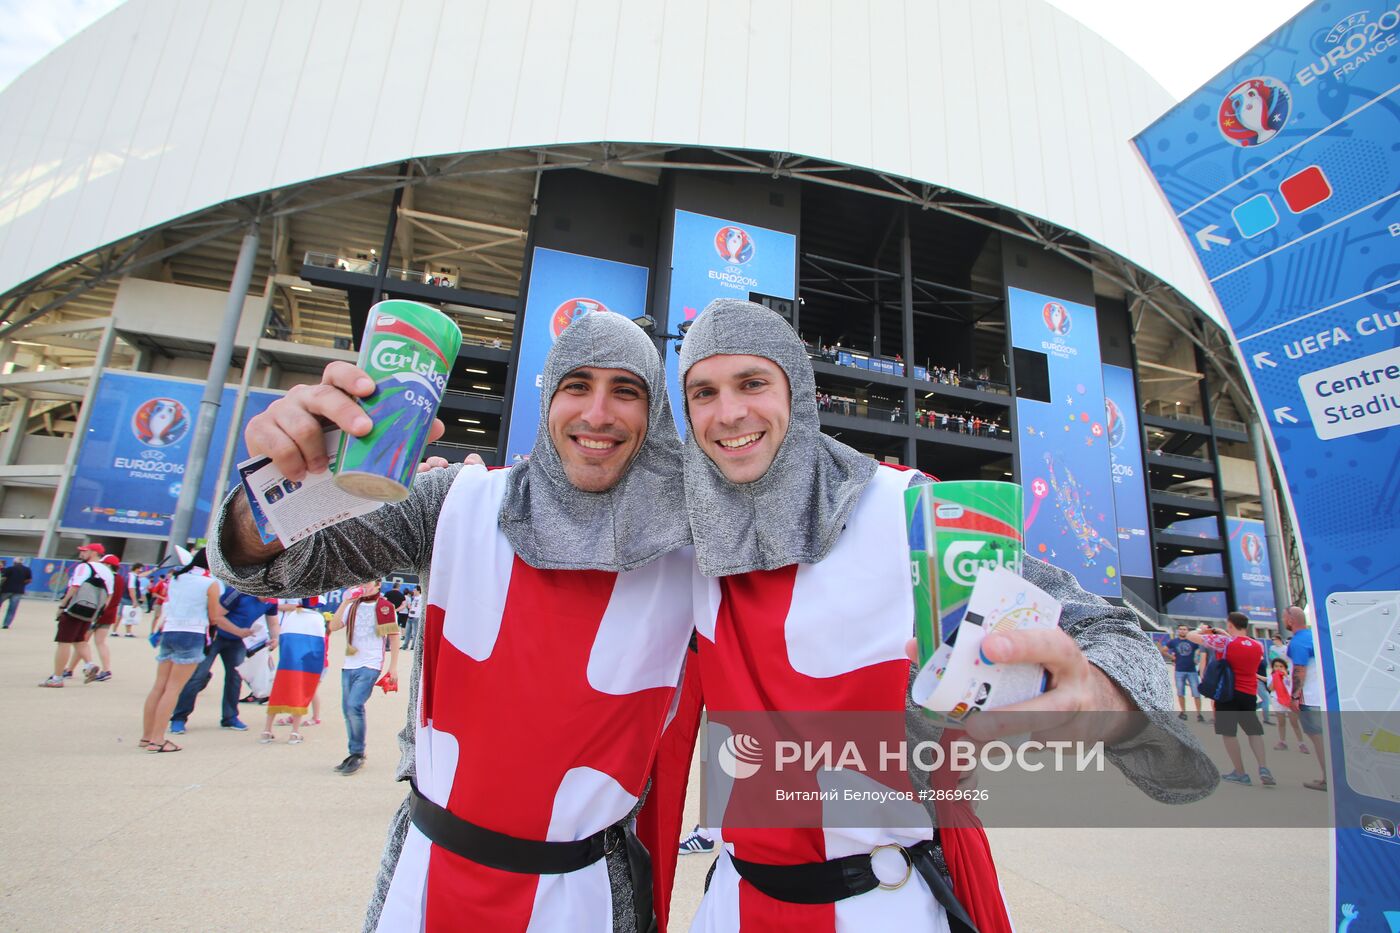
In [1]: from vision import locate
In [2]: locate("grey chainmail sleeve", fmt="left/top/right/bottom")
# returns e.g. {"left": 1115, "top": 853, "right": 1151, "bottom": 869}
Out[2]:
{"left": 1021, "top": 556, "right": 1219, "bottom": 803}
{"left": 903, "top": 551, "right": 1217, "bottom": 819}
{"left": 205, "top": 464, "right": 464, "bottom": 932}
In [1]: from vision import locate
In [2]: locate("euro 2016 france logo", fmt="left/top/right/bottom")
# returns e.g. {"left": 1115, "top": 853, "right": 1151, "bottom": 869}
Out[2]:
{"left": 1240, "top": 532, "right": 1264, "bottom": 565}
{"left": 1104, "top": 397, "right": 1125, "bottom": 448}
{"left": 714, "top": 225, "right": 754, "bottom": 265}
{"left": 132, "top": 397, "right": 189, "bottom": 448}
{"left": 1042, "top": 301, "right": 1071, "bottom": 336}
{"left": 549, "top": 298, "right": 613, "bottom": 340}
{"left": 1218, "top": 76, "right": 1291, "bottom": 148}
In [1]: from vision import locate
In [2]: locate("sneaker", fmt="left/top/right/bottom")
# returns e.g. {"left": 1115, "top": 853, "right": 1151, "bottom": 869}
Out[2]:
{"left": 339, "top": 754, "right": 366, "bottom": 776}
{"left": 1221, "top": 771, "right": 1252, "bottom": 786}
{"left": 83, "top": 665, "right": 100, "bottom": 684}
{"left": 94, "top": 671, "right": 112, "bottom": 682}
{"left": 38, "top": 676, "right": 63, "bottom": 688}
{"left": 1299, "top": 743, "right": 1310, "bottom": 754}
{"left": 222, "top": 719, "right": 249, "bottom": 732}
{"left": 1274, "top": 742, "right": 1288, "bottom": 751}
{"left": 1259, "top": 768, "right": 1276, "bottom": 787}
{"left": 169, "top": 721, "right": 187, "bottom": 735}
{"left": 62, "top": 670, "right": 73, "bottom": 679}
{"left": 679, "top": 826, "right": 715, "bottom": 855}
{"left": 1177, "top": 712, "right": 1187, "bottom": 720}
{"left": 333, "top": 755, "right": 357, "bottom": 773}
{"left": 1196, "top": 714, "right": 1206, "bottom": 723}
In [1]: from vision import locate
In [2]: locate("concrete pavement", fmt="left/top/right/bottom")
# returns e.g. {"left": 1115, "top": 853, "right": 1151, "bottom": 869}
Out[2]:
{"left": 0, "top": 597, "right": 1328, "bottom": 930}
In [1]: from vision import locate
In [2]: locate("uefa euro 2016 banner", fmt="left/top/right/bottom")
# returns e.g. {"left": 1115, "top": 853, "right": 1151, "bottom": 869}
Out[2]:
{"left": 1009, "top": 288, "right": 1121, "bottom": 598}
{"left": 1164, "top": 516, "right": 1276, "bottom": 623}
{"left": 664, "top": 210, "right": 797, "bottom": 433}
{"left": 61, "top": 371, "right": 281, "bottom": 539}
{"left": 504, "top": 248, "right": 651, "bottom": 463}
{"left": 1102, "top": 363, "right": 1153, "bottom": 579}
{"left": 1134, "top": 0, "right": 1399, "bottom": 921}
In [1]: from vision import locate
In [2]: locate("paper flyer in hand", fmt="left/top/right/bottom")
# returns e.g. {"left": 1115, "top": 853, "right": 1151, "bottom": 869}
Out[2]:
{"left": 911, "top": 566, "right": 1061, "bottom": 724}
{"left": 237, "top": 428, "right": 385, "bottom": 547}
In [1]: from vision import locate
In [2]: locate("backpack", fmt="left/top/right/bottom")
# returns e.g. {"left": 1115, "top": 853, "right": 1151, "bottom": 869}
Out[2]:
{"left": 64, "top": 564, "right": 109, "bottom": 622}
{"left": 1199, "top": 639, "right": 1236, "bottom": 703}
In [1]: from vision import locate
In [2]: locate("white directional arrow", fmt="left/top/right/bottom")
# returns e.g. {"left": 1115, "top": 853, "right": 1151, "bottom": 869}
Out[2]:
{"left": 1196, "top": 224, "right": 1231, "bottom": 251}
{"left": 1274, "top": 406, "right": 1298, "bottom": 425}
{"left": 1253, "top": 351, "right": 1277, "bottom": 369}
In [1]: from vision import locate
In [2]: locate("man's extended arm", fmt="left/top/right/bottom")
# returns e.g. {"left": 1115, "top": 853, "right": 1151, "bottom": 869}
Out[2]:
{"left": 1017, "top": 557, "right": 1219, "bottom": 802}
{"left": 208, "top": 463, "right": 463, "bottom": 598}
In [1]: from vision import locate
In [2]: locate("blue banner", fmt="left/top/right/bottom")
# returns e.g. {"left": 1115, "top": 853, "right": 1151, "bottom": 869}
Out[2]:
{"left": 1010, "top": 287, "right": 1120, "bottom": 597}
{"left": 665, "top": 210, "right": 797, "bottom": 432}
{"left": 504, "top": 248, "right": 651, "bottom": 463}
{"left": 1228, "top": 516, "right": 1277, "bottom": 623}
{"left": 61, "top": 372, "right": 280, "bottom": 539}
{"left": 1134, "top": 1, "right": 1400, "bottom": 922}
{"left": 1102, "top": 364, "right": 1153, "bottom": 578}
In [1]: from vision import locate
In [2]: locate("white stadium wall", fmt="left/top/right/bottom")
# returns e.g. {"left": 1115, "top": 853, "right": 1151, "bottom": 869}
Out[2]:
{"left": 0, "top": 0, "right": 1218, "bottom": 321}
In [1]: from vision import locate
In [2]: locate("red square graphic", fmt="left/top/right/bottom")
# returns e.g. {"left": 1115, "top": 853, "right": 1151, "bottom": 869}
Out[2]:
{"left": 1279, "top": 165, "right": 1332, "bottom": 213}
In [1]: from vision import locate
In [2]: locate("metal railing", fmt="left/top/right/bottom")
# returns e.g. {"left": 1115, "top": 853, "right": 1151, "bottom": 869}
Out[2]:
{"left": 429, "top": 440, "right": 497, "bottom": 455}
{"left": 445, "top": 388, "right": 504, "bottom": 402}
{"left": 914, "top": 411, "right": 1010, "bottom": 439}
{"left": 303, "top": 250, "right": 462, "bottom": 289}
{"left": 818, "top": 398, "right": 907, "bottom": 423}
{"left": 1215, "top": 417, "right": 1247, "bottom": 433}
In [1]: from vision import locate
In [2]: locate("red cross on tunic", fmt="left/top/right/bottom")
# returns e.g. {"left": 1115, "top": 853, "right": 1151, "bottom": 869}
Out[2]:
{"left": 418, "top": 556, "right": 677, "bottom": 932}
{"left": 698, "top": 565, "right": 913, "bottom": 931}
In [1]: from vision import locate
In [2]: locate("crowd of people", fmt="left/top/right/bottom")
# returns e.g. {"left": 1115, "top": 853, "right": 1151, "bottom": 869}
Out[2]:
{"left": 1161, "top": 608, "right": 1328, "bottom": 791}
{"left": 813, "top": 389, "right": 1006, "bottom": 439}
{"left": 8, "top": 544, "right": 421, "bottom": 775}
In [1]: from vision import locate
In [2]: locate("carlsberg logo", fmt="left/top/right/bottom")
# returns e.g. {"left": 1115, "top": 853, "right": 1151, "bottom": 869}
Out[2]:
{"left": 943, "top": 541, "right": 1012, "bottom": 587}
{"left": 371, "top": 339, "right": 446, "bottom": 388}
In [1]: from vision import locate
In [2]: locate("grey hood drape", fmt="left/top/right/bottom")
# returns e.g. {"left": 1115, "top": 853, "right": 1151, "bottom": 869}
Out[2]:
{"left": 498, "top": 310, "right": 690, "bottom": 573}
{"left": 678, "top": 298, "right": 877, "bottom": 576}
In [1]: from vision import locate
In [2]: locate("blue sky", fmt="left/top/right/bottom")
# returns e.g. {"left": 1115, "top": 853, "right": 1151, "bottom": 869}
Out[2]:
{"left": 0, "top": 0, "right": 1314, "bottom": 99}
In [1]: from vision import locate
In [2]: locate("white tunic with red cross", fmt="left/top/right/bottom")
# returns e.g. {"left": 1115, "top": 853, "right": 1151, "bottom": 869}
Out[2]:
{"left": 376, "top": 465, "right": 694, "bottom": 932}
{"left": 691, "top": 465, "right": 951, "bottom": 933}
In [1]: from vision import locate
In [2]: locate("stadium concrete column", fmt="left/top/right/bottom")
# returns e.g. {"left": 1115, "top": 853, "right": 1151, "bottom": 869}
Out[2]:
{"left": 900, "top": 209, "right": 916, "bottom": 467}
{"left": 167, "top": 223, "right": 260, "bottom": 550}
{"left": 202, "top": 276, "right": 275, "bottom": 541}
{"left": 1250, "top": 418, "right": 1294, "bottom": 615}
{"left": 38, "top": 317, "right": 118, "bottom": 556}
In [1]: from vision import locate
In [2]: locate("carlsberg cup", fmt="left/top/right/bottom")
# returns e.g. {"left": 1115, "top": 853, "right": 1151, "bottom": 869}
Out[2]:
{"left": 334, "top": 300, "right": 462, "bottom": 502}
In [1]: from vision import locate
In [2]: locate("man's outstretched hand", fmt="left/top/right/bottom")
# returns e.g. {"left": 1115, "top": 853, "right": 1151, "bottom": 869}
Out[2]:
{"left": 246, "top": 361, "right": 445, "bottom": 481}
{"left": 905, "top": 631, "right": 1141, "bottom": 745}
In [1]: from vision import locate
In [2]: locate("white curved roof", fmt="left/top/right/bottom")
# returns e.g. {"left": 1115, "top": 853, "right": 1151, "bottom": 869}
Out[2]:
{"left": 0, "top": 0, "right": 1218, "bottom": 322}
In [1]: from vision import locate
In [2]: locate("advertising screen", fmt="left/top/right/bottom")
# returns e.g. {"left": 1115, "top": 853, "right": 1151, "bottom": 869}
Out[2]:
{"left": 665, "top": 209, "right": 797, "bottom": 432}
{"left": 1010, "top": 287, "right": 1120, "bottom": 597}
{"left": 1102, "top": 364, "right": 1153, "bottom": 579}
{"left": 61, "top": 371, "right": 280, "bottom": 539}
{"left": 504, "top": 248, "right": 651, "bottom": 462}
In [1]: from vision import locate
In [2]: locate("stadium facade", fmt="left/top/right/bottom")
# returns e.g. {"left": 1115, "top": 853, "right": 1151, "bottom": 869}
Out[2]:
{"left": 0, "top": 0, "right": 1298, "bottom": 625}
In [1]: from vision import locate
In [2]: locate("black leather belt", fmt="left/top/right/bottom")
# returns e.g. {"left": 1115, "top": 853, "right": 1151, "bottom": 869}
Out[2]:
{"left": 408, "top": 781, "right": 614, "bottom": 875}
{"left": 729, "top": 839, "right": 979, "bottom": 933}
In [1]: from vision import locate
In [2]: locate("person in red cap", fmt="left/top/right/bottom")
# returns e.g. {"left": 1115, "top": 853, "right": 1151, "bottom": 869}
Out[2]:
{"left": 41, "top": 542, "right": 114, "bottom": 687}
{"left": 83, "top": 554, "right": 129, "bottom": 682}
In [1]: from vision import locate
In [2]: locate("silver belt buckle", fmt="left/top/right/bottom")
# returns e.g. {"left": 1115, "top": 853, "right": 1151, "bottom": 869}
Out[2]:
{"left": 870, "top": 843, "right": 913, "bottom": 890}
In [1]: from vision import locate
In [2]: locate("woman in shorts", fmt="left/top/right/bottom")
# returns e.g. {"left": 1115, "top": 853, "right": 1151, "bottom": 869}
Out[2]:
{"left": 140, "top": 549, "right": 228, "bottom": 753}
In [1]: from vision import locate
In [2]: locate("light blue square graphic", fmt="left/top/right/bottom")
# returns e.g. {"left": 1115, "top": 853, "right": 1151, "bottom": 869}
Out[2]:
{"left": 1231, "top": 194, "right": 1279, "bottom": 239}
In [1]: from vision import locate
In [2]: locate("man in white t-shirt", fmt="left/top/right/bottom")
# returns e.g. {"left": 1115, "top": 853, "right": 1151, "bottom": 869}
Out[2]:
{"left": 326, "top": 579, "right": 399, "bottom": 775}
{"left": 41, "top": 542, "right": 114, "bottom": 688}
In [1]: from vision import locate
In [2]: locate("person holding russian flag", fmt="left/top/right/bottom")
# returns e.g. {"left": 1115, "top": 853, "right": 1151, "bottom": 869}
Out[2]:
{"left": 260, "top": 597, "right": 326, "bottom": 746}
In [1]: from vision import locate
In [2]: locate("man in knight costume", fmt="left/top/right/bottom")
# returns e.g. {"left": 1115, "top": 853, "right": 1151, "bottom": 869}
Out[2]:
{"left": 211, "top": 311, "right": 694, "bottom": 932}
{"left": 643, "top": 299, "right": 1218, "bottom": 932}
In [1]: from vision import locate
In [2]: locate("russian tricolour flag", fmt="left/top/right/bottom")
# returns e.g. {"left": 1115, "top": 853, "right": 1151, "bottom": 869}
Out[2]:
{"left": 268, "top": 608, "right": 327, "bottom": 716}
